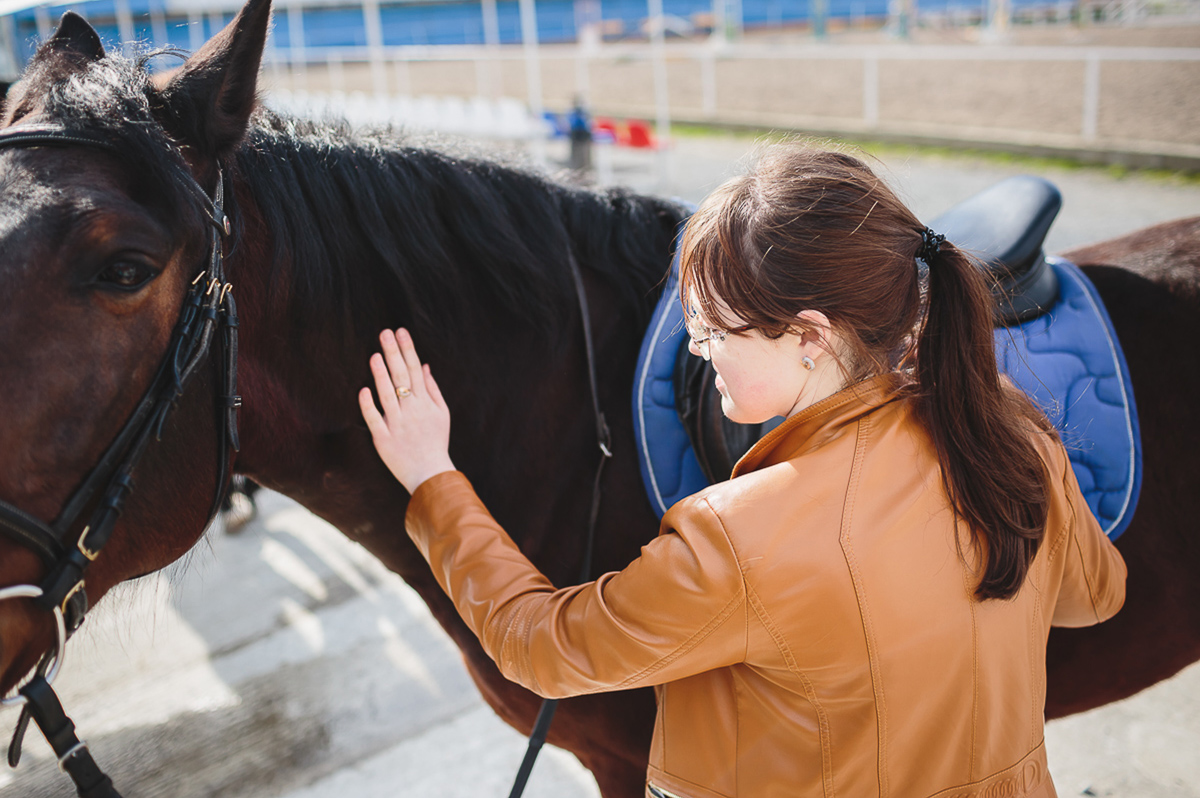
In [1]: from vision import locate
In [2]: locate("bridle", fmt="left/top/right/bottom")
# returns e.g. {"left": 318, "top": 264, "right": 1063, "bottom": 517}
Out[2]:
{"left": 0, "top": 124, "right": 242, "bottom": 798}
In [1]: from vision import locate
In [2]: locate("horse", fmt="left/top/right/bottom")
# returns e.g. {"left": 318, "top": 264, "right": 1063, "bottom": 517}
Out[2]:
{"left": 0, "top": 1, "right": 1197, "bottom": 795}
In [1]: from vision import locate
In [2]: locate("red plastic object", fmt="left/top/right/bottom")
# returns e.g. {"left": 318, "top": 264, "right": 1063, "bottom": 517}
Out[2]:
{"left": 594, "top": 117, "right": 619, "bottom": 142}
{"left": 626, "top": 119, "right": 656, "bottom": 149}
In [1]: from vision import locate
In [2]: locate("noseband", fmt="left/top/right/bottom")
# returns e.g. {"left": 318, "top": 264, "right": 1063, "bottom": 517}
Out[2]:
{"left": 0, "top": 124, "right": 242, "bottom": 798}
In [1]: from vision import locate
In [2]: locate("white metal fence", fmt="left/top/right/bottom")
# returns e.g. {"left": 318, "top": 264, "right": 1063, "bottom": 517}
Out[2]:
{"left": 257, "top": 38, "right": 1200, "bottom": 167}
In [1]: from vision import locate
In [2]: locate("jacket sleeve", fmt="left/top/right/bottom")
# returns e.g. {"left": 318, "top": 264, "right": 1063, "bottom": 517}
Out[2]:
{"left": 405, "top": 471, "right": 748, "bottom": 698}
{"left": 1047, "top": 443, "right": 1128, "bottom": 627}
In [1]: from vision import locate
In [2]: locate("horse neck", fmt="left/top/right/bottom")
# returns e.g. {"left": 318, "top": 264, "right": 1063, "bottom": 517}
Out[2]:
{"left": 223, "top": 144, "right": 671, "bottom": 584}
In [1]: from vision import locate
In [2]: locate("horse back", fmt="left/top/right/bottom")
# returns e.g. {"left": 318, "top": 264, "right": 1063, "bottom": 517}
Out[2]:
{"left": 1063, "top": 216, "right": 1200, "bottom": 279}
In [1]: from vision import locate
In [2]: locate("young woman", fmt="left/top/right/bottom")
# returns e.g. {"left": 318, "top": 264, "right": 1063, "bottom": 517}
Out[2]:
{"left": 358, "top": 146, "right": 1126, "bottom": 798}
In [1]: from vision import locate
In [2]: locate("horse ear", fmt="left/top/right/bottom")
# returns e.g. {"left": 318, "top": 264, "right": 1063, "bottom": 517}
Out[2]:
{"left": 18, "top": 12, "right": 105, "bottom": 80}
{"left": 2, "top": 13, "right": 103, "bottom": 124}
{"left": 43, "top": 12, "right": 107, "bottom": 66}
{"left": 158, "top": 0, "right": 272, "bottom": 159}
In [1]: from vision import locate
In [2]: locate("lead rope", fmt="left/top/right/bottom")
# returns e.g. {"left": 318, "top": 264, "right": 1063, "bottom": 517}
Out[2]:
{"left": 506, "top": 252, "right": 611, "bottom": 798}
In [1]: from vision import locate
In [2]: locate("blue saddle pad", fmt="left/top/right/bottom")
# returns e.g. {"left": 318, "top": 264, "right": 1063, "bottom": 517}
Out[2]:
{"left": 994, "top": 257, "right": 1142, "bottom": 539}
{"left": 633, "top": 251, "right": 708, "bottom": 517}
{"left": 633, "top": 256, "right": 1142, "bottom": 540}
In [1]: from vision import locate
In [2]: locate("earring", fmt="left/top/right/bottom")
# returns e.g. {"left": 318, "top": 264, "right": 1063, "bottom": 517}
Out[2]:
{"left": 802, "top": 355, "right": 815, "bottom": 371}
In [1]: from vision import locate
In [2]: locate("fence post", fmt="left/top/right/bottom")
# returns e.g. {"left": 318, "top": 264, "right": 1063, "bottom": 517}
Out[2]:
{"left": 648, "top": 0, "right": 671, "bottom": 186}
{"left": 288, "top": 4, "right": 307, "bottom": 92}
{"left": 702, "top": 47, "right": 717, "bottom": 118}
{"left": 481, "top": 0, "right": 500, "bottom": 98}
{"left": 519, "top": 0, "right": 545, "bottom": 166}
{"left": 188, "top": 10, "right": 203, "bottom": 52}
{"left": 149, "top": 0, "right": 168, "bottom": 49}
{"left": 364, "top": 0, "right": 388, "bottom": 96}
{"left": 1081, "top": 50, "right": 1101, "bottom": 141}
{"left": 1, "top": 14, "right": 19, "bottom": 77}
{"left": 863, "top": 53, "right": 879, "bottom": 128}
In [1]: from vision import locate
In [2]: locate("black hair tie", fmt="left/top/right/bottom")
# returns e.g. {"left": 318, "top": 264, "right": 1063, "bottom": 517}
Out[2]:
{"left": 918, "top": 227, "right": 946, "bottom": 263}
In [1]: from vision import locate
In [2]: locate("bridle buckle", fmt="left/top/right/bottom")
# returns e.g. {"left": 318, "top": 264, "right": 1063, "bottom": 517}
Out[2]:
{"left": 76, "top": 526, "right": 99, "bottom": 562}
{"left": 59, "top": 580, "right": 86, "bottom": 617}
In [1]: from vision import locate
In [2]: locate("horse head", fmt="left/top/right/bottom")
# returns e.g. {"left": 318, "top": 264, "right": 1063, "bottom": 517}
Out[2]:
{"left": 0, "top": 0, "right": 272, "bottom": 697}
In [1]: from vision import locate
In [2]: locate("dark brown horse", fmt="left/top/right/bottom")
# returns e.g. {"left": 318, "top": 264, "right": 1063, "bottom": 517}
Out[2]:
{"left": 0, "top": 2, "right": 1197, "bottom": 795}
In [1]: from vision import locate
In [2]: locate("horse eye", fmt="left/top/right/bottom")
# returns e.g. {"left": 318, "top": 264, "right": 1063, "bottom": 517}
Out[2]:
{"left": 96, "top": 260, "right": 159, "bottom": 291}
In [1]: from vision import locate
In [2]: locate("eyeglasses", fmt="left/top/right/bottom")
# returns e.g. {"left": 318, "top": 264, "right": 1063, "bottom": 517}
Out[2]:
{"left": 684, "top": 315, "right": 754, "bottom": 360}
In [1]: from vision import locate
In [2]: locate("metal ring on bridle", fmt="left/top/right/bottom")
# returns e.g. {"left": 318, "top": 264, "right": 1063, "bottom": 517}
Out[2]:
{"left": 0, "top": 585, "right": 66, "bottom": 706}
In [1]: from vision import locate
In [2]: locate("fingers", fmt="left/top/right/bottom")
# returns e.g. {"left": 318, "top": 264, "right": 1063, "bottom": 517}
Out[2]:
{"left": 379, "top": 330, "right": 413, "bottom": 397}
{"left": 358, "top": 387, "right": 386, "bottom": 436}
{"left": 394, "top": 328, "right": 426, "bottom": 396}
{"left": 379, "top": 328, "right": 427, "bottom": 399}
{"left": 423, "top": 364, "right": 447, "bottom": 411}
{"left": 369, "top": 352, "right": 401, "bottom": 417}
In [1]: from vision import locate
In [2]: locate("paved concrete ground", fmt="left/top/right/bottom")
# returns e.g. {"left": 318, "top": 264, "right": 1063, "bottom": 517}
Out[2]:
{"left": 2, "top": 134, "right": 1199, "bottom": 798}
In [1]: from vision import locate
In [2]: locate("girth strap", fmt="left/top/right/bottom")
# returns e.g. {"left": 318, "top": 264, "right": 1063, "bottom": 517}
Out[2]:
{"left": 507, "top": 250, "right": 611, "bottom": 798}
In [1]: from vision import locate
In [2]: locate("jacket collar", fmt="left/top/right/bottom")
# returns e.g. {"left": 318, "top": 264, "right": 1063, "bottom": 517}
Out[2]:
{"left": 732, "top": 373, "right": 910, "bottom": 477}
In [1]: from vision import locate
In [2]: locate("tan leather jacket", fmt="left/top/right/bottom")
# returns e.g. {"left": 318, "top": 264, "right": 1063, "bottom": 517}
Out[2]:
{"left": 406, "top": 374, "right": 1127, "bottom": 798}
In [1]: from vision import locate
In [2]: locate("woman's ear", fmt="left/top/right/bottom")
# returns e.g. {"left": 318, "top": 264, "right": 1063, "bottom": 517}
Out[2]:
{"left": 795, "top": 309, "right": 835, "bottom": 355}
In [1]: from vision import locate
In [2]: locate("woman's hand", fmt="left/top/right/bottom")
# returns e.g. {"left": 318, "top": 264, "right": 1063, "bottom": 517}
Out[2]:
{"left": 359, "top": 328, "right": 455, "bottom": 494}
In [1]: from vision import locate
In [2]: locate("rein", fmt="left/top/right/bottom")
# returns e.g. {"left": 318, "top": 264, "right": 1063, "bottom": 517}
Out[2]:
{"left": 0, "top": 124, "right": 242, "bottom": 798}
{"left": 507, "top": 251, "right": 611, "bottom": 798}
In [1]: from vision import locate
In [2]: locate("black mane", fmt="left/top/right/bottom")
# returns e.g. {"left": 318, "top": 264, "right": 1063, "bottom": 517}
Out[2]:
{"left": 15, "top": 49, "right": 688, "bottom": 346}
{"left": 236, "top": 111, "right": 687, "bottom": 344}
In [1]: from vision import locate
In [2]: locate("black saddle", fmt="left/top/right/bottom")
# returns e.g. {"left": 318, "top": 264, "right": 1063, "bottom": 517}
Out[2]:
{"left": 676, "top": 175, "right": 1063, "bottom": 482}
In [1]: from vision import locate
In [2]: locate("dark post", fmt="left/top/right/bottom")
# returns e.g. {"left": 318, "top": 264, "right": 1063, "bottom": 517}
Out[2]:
{"left": 567, "top": 94, "right": 593, "bottom": 172}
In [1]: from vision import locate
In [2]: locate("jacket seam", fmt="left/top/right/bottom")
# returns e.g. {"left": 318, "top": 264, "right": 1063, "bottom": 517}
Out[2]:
{"left": 963, "top": 560, "right": 979, "bottom": 783}
{"left": 1060, "top": 456, "right": 1106, "bottom": 622}
{"left": 838, "top": 414, "right": 888, "bottom": 798}
{"left": 499, "top": 599, "right": 542, "bottom": 695}
{"left": 616, "top": 498, "right": 747, "bottom": 690}
{"left": 745, "top": 581, "right": 834, "bottom": 798}
{"left": 1072, "top": 522, "right": 1105, "bottom": 623}
{"left": 614, "top": 591, "right": 744, "bottom": 690}
{"left": 1030, "top": 579, "right": 1043, "bottom": 751}
{"left": 1044, "top": 453, "right": 1075, "bottom": 564}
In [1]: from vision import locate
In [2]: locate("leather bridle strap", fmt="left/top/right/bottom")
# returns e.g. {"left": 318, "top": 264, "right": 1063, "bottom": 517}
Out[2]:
{"left": 507, "top": 250, "right": 611, "bottom": 798}
{"left": 21, "top": 676, "right": 117, "bottom": 798}
{"left": 0, "top": 124, "right": 241, "bottom": 798}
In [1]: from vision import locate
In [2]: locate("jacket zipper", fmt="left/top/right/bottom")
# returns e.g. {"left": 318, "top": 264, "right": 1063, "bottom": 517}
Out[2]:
{"left": 648, "top": 783, "right": 688, "bottom": 798}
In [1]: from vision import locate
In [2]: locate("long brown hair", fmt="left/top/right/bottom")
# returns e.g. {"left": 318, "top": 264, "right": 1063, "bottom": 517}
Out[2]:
{"left": 679, "top": 144, "right": 1054, "bottom": 600}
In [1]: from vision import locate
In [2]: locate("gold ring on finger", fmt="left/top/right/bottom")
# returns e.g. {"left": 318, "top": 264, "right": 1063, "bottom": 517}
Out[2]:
{"left": 396, "top": 386, "right": 413, "bottom": 399}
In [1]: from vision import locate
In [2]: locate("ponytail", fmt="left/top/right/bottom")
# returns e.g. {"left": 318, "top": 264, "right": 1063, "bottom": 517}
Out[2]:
{"left": 915, "top": 236, "right": 1053, "bottom": 600}
{"left": 678, "top": 144, "right": 1055, "bottom": 600}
